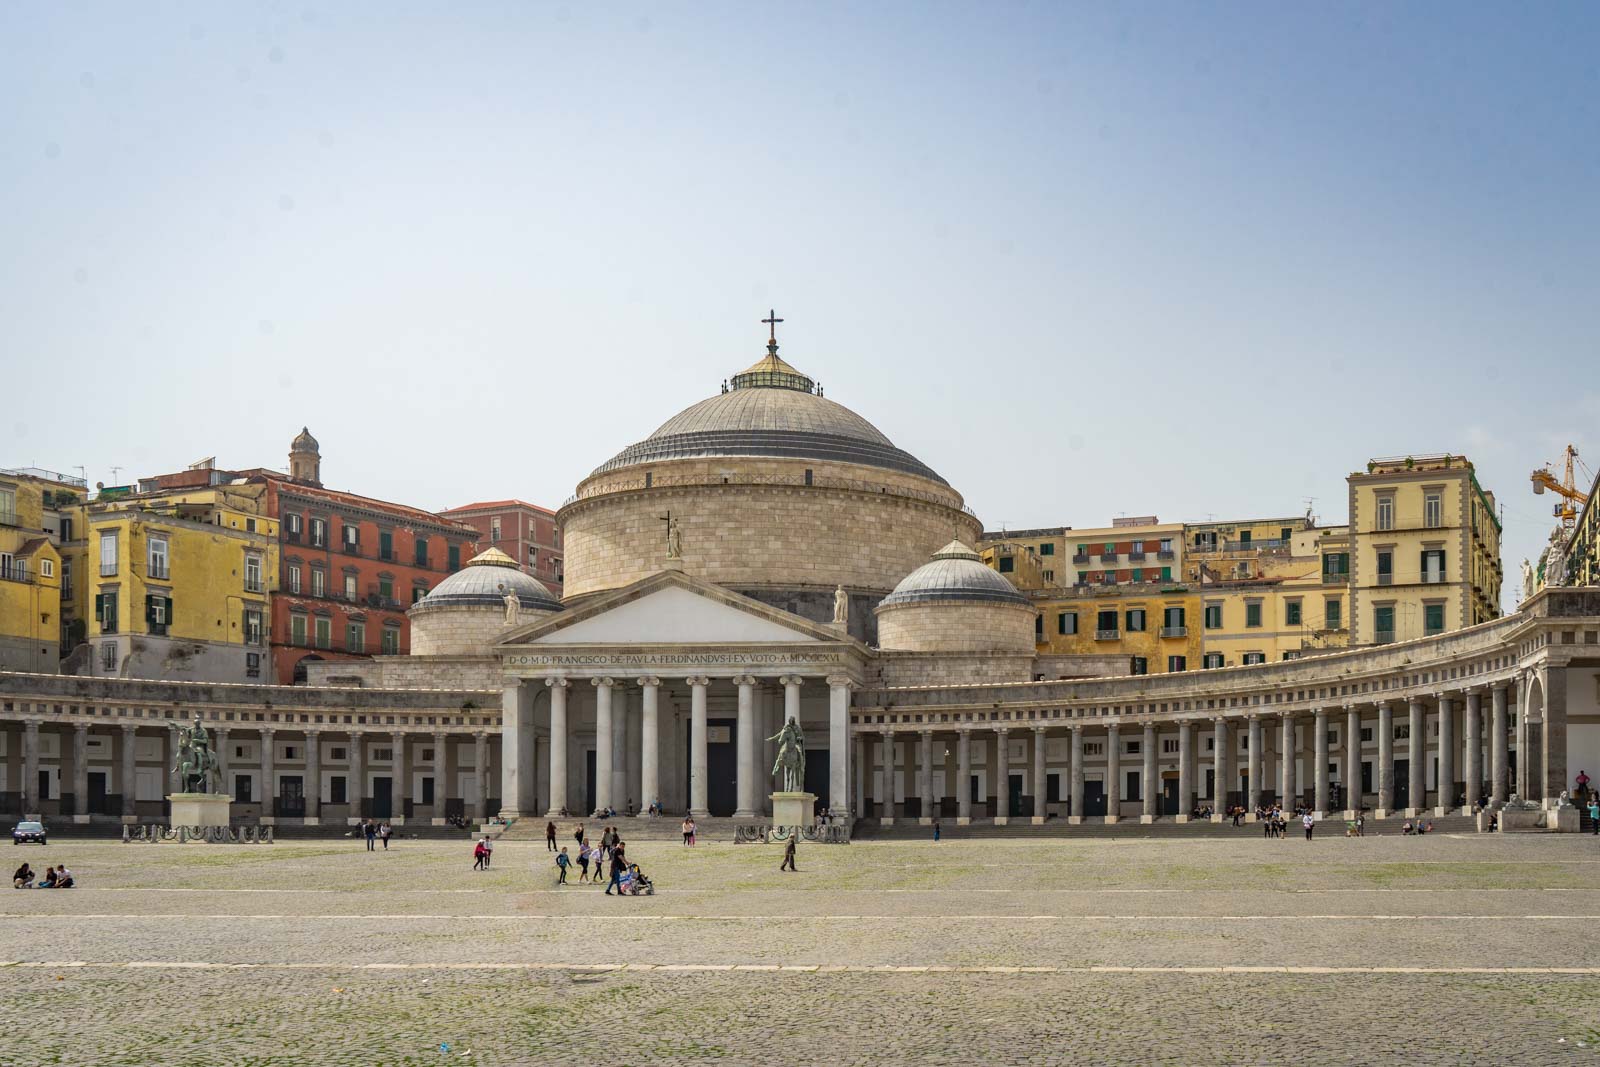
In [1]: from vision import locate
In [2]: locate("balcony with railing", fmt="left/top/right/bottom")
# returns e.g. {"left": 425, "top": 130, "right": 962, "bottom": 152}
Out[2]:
{"left": 0, "top": 506, "right": 18, "bottom": 527}
{"left": 1094, "top": 629, "right": 1120, "bottom": 641}
{"left": 0, "top": 562, "right": 32, "bottom": 584}
{"left": 1098, "top": 551, "right": 1117, "bottom": 563}
{"left": 1156, "top": 549, "right": 1175, "bottom": 561}
{"left": 1374, "top": 630, "right": 1395, "bottom": 645}
{"left": 1128, "top": 550, "right": 1146, "bottom": 561}
{"left": 1071, "top": 552, "right": 1090, "bottom": 565}
{"left": 1377, "top": 573, "right": 1393, "bottom": 586}
{"left": 1159, "top": 625, "right": 1187, "bottom": 638}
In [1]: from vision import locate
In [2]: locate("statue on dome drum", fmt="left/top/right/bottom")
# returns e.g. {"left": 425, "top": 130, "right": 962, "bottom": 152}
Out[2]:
{"left": 666, "top": 516, "right": 682, "bottom": 560}
{"left": 501, "top": 584, "right": 520, "bottom": 627}
{"left": 768, "top": 717, "right": 806, "bottom": 793}
{"left": 173, "top": 715, "right": 218, "bottom": 794}
{"left": 833, "top": 584, "right": 848, "bottom": 625}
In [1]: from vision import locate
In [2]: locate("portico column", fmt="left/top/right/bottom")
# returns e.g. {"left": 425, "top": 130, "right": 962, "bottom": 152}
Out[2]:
{"left": 1279, "top": 713, "right": 1297, "bottom": 810}
{"left": 1491, "top": 684, "right": 1509, "bottom": 806}
{"left": 1435, "top": 694, "right": 1455, "bottom": 816}
{"left": 1068, "top": 725, "right": 1084, "bottom": 824}
{"left": 348, "top": 732, "right": 364, "bottom": 823}
{"left": 393, "top": 732, "right": 410, "bottom": 824}
{"left": 827, "top": 675, "right": 852, "bottom": 819}
{"left": 21, "top": 721, "right": 40, "bottom": 813}
{"left": 1212, "top": 718, "right": 1228, "bottom": 821}
{"left": 304, "top": 731, "right": 321, "bottom": 824}
{"left": 431, "top": 731, "right": 448, "bottom": 825}
{"left": 920, "top": 729, "right": 936, "bottom": 825}
{"left": 1376, "top": 701, "right": 1394, "bottom": 816}
{"left": 72, "top": 723, "right": 89, "bottom": 824}
{"left": 213, "top": 728, "right": 229, "bottom": 796}
{"left": 1246, "top": 716, "right": 1261, "bottom": 813}
{"left": 1031, "top": 725, "right": 1047, "bottom": 824}
{"left": 611, "top": 688, "right": 629, "bottom": 813}
{"left": 994, "top": 728, "right": 1010, "bottom": 824}
{"left": 592, "top": 677, "right": 615, "bottom": 814}
{"left": 1407, "top": 697, "right": 1425, "bottom": 817}
{"left": 1314, "top": 708, "right": 1329, "bottom": 817}
{"left": 688, "top": 676, "right": 710, "bottom": 818}
{"left": 473, "top": 733, "right": 489, "bottom": 821}
{"left": 778, "top": 675, "right": 802, "bottom": 726}
{"left": 260, "top": 728, "right": 276, "bottom": 823}
{"left": 1141, "top": 722, "right": 1157, "bottom": 821}
{"left": 734, "top": 675, "right": 759, "bottom": 818}
{"left": 1464, "top": 689, "right": 1483, "bottom": 813}
{"left": 1344, "top": 707, "right": 1360, "bottom": 816}
{"left": 957, "top": 729, "right": 973, "bottom": 824}
{"left": 879, "top": 729, "right": 895, "bottom": 823}
{"left": 119, "top": 725, "right": 137, "bottom": 819}
{"left": 1105, "top": 723, "right": 1121, "bottom": 824}
{"left": 1538, "top": 666, "right": 1568, "bottom": 807}
{"left": 167, "top": 723, "right": 181, "bottom": 796}
{"left": 1176, "top": 720, "right": 1193, "bottom": 822}
{"left": 853, "top": 734, "right": 866, "bottom": 818}
{"left": 1514, "top": 673, "right": 1532, "bottom": 800}
{"left": 639, "top": 677, "right": 661, "bottom": 814}
{"left": 544, "top": 678, "right": 569, "bottom": 817}
{"left": 500, "top": 681, "right": 534, "bottom": 820}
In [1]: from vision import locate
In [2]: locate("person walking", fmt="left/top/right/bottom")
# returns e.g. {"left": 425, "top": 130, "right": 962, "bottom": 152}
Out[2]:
{"left": 932, "top": 819, "right": 941, "bottom": 843}
{"left": 682, "top": 817, "right": 694, "bottom": 846}
{"left": 482, "top": 835, "right": 494, "bottom": 868}
{"left": 379, "top": 822, "right": 392, "bottom": 849}
{"left": 573, "top": 823, "right": 585, "bottom": 848}
{"left": 605, "top": 844, "right": 628, "bottom": 896}
{"left": 363, "top": 819, "right": 377, "bottom": 851}
{"left": 546, "top": 821, "right": 558, "bottom": 851}
{"left": 473, "top": 839, "right": 487, "bottom": 870}
{"left": 780, "top": 835, "right": 797, "bottom": 872}
{"left": 1303, "top": 812, "right": 1315, "bottom": 841}
{"left": 1587, "top": 798, "right": 1599, "bottom": 835}
{"left": 556, "top": 847, "right": 571, "bottom": 885}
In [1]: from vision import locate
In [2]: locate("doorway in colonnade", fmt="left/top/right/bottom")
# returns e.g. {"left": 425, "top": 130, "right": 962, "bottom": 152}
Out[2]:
{"left": 584, "top": 750, "right": 596, "bottom": 815}
{"left": 371, "top": 776, "right": 392, "bottom": 819}
{"left": 683, "top": 717, "right": 739, "bottom": 815}
{"left": 804, "top": 750, "right": 829, "bottom": 801}
{"left": 1161, "top": 776, "right": 1180, "bottom": 816}
{"left": 1082, "top": 780, "right": 1106, "bottom": 816}
{"left": 1394, "top": 760, "right": 1410, "bottom": 809}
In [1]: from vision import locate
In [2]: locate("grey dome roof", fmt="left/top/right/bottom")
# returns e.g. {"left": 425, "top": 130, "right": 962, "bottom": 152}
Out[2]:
{"left": 879, "top": 540, "right": 1030, "bottom": 608}
{"left": 416, "top": 548, "right": 563, "bottom": 613}
{"left": 291, "top": 426, "right": 319, "bottom": 453}
{"left": 591, "top": 345, "right": 946, "bottom": 484}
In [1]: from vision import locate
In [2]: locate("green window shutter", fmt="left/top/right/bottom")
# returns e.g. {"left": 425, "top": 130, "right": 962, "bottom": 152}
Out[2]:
{"left": 94, "top": 593, "right": 104, "bottom": 616}
{"left": 165, "top": 596, "right": 174, "bottom": 620}
{"left": 144, "top": 595, "right": 155, "bottom": 624}
{"left": 1160, "top": 567, "right": 1171, "bottom": 581}
{"left": 1131, "top": 568, "right": 1142, "bottom": 582}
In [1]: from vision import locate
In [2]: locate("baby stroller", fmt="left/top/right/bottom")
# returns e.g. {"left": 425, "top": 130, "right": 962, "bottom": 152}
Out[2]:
{"left": 623, "top": 864, "right": 655, "bottom": 896}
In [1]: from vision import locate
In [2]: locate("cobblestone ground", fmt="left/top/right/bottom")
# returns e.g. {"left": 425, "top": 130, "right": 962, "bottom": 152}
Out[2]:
{"left": 4, "top": 832, "right": 1600, "bottom": 1065}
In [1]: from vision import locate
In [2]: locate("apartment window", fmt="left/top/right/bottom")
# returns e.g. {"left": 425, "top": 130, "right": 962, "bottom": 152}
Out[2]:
{"left": 287, "top": 563, "right": 302, "bottom": 594}
{"left": 1423, "top": 492, "right": 1442, "bottom": 529}
{"left": 343, "top": 573, "right": 358, "bottom": 602}
{"left": 330, "top": 777, "right": 348, "bottom": 805}
{"left": 1125, "top": 609, "right": 1146, "bottom": 632}
{"left": 314, "top": 617, "right": 331, "bottom": 649}
{"left": 343, "top": 523, "right": 359, "bottom": 549}
{"left": 1203, "top": 653, "right": 1224, "bottom": 669}
{"left": 1057, "top": 612, "right": 1077, "bottom": 636}
{"left": 447, "top": 545, "right": 461, "bottom": 572}
{"left": 1035, "top": 614, "right": 1044, "bottom": 641}
{"left": 245, "top": 652, "right": 261, "bottom": 678}
{"left": 1042, "top": 569, "right": 1054, "bottom": 582}
{"left": 378, "top": 576, "right": 394, "bottom": 601}
{"left": 99, "top": 531, "right": 119, "bottom": 576}
{"left": 244, "top": 609, "right": 263, "bottom": 646}
{"left": 1374, "top": 605, "right": 1395, "bottom": 643}
{"left": 414, "top": 536, "right": 429, "bottom": 567}
{"left": 1242, "top": 652, "right": 1266, "bottom": 665}
{"left": 1285, "top": 599, "right": 1302, "bottom": 626}
{"left": 310, "top": 518, "right": 327, "bottom": 547}
{"left": 998, "top": 556, "right": 1015, "bottom": 573}
{"left": 1421, "top": 549, "right": 1446, "bottom": 584}
{"left": 1163, "top": 606, "right": 1185, "bottom": 630}
{"left": 1167, "top": 655, "right": 1187, "bottom": 672}
{"left": 554, "top": 559, "right": 562, "bottom": 582}
{"left": 381, "top": 626, "right": 400, "bottom": 655}
{"left": 1130, "top": 568, "right": 1143, "bottom": 583}
{"left": 145, "top": 594, "right": 172, "bottom": 635}
{"left": 95, "top": 590, "right": 119, "bottom": 633}
{"left": 1204, "top": 604, "right": 1222, "bottom": 629}
{"left": 379, "top": 530, "right": 394, "bottom": 560}
{"left": 310, "top": 567, "right": 327, "bottom": 598}
{"left": 287, "top": 513, "right": 302, "bottom": 539}
{"left": 246, "top": 518, "right": 257, "bottom": 533}
{"left": 60, "top": 559, "right": 71, "bottom": 596}
{"left": 0, "top": 486, "right": 14, "bottom": 525}
{"left": 1322, "top": 553, "right": 1349, "bottom": 582}
{"left": 1126, "top": 741, "right": 1141, "bottom": 756}
{"left": 1325, "top": 598, "right": 1342, "bottom": 629}
{"left": 1096, "top": 609, "right": 1118, "bottom": 635}
{"left": 1131, "top": 656, "right": 1147, "bottom": 675}
{"left": 346, "top": 622, "right": 366, "bottom": 653}
{"left": 1377, "top": 550, "right": 1393, "bottom": 584}
{"left": 490, "top": 518, "right": 501, "bottom": 541}
{"left": 1159, "top": 538, "right": 1173, "bottom": 554}
{"left": 1375, "top": 495, "right": 1394, "bottom": 531}
{"left": 1245, "top": 602, "right": 1262, "bottom": 628}
{"left": 1162, "top": 738, "right": 1179, "bottom": 755}
{"left": 244, "top": 553, "right": 263, "bottom": 593}
{"left": 1424, "top": 603, "right": 1445, "bottom": 636}
{"left": 527, "top": 545, "right": 538, "bottom": 565}
{"left": 100, "top": 642, "right": 117, "bottom": 671}
{"left": 1039, "top": 543, "right": 1054, "bottom": 556}
{"left": 290, "top": 614, "right": 307, "bottom": 646}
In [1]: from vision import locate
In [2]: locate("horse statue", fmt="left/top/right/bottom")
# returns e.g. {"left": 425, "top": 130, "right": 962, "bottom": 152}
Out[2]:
{"left": 173, "top": 715, "right": 218, "bottom": 794}
{"left": 767, "top": 717, "right": 806, "bottom": 793}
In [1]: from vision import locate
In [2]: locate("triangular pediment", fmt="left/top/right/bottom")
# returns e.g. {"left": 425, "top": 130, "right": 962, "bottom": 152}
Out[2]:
{"left": 498, "top": 569, "right": 854, "bottom": 648}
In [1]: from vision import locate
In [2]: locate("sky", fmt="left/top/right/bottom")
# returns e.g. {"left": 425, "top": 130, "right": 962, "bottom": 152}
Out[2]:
{"left": 4, "top": 3, "right": 1598, "bottom": 610}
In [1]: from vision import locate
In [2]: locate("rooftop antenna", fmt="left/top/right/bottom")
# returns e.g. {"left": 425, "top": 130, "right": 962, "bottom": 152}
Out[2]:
{"left": 109, "top": 466, "right": 123, "bottom": 484}
{"left": 74, "top": 465, "right": 86, "bottom": 484}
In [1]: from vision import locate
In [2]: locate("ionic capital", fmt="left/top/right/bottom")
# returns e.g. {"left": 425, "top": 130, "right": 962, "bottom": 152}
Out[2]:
{"left": 824, "top": 674, "right": 855, "bottom": 690}
{"left": 637, "top": 676, "right": 661, "bottom": 688}
{"left": 544, "top": 676, "right": 570, "bottom": 689}
{"left": 685, "top": 675, "right": 711, "bottom": 687}
{"left": 778, "top": 674, "right": 804, "bottom": 688}
{"left": 731, "top": 674, "right": 758, "bottom": 687}
{"left": 591, "top": 676, "right": 615, "bottom": 688}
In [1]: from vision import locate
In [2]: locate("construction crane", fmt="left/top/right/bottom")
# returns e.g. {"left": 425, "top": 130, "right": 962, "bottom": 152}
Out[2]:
{"left": 1531, "top": 444, "right": 1590, "bottom": 531}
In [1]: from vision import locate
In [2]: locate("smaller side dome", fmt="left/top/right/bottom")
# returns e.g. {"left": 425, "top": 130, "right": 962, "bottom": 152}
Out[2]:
{"left": 417, "top": 547, "right": 563, "bottom": 613}
{"left": 408, "top": 548, "right": 563, "bottom": 657}
{"left": 878, "top": 540, "right": 1030, "bottom": 608}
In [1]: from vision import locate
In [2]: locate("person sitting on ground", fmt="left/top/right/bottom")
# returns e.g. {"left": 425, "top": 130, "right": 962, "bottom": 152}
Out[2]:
{"left": 55, "top": 865, "right": 73, "bottom": 888}
{"left": 38, "top": 866, "right": 57, "bottom": 889}
{"left": 1401, "top": 820, "right": 1413, "bottom": 835}
{"left": 13, "top": 863, "right": 34, "bottom": 889}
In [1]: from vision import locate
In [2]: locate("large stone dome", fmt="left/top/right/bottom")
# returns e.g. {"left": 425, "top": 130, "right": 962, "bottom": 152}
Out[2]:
{"left": 592, "top": 350, "right": 945, "bottom": 484}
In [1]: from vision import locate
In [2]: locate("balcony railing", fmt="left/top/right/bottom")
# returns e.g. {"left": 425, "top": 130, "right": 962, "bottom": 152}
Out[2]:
{"left": 1157, "top": 550, "right": 1175, "bottom": 561}
{"left": 1422, "top": 572, "right": 1446, "bottom": 585}
{"left": 1377, "top": 573, "right": 1393, "bottom": 586}
{"left": 1071, "top": 553, "right": 1090, "bottom": 565}
{"left": 1098, "top": 552, "right": 1117, "bottom": 563}
{"left": 1095, "top": 629, "right": 1120, "bottom": 641}
{"left": 1374, "top": 630, "right": 1396, "bottom": 645}
{"left": 1160, "top": 626, "right": 1187, "bottom": 638}
{"left": 0, "top": 507, "right": 18, "bottom": 527}
{"left": 99, "top": 564, "right": 118, "bottom": 577}
{"left": 0, "top": 564, "right": 33, "bottom": 584}
{"left": 1128, "top": 551, "right": 1146, "bottom": 561}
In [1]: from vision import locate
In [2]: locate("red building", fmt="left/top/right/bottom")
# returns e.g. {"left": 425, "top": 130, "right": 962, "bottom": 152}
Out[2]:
{"left": 438, "top": 499, "right": 563, "bottom": 597}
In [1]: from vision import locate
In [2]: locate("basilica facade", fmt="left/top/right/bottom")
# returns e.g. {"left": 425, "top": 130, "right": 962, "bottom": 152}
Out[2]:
{"left": 2, "top": 332, "right": 1598, "bottom": 829}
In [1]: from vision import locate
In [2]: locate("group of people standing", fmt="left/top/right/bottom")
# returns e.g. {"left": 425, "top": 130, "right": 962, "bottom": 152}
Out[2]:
{"left": 358, "top": 819, "right": 393, "bottom": 850}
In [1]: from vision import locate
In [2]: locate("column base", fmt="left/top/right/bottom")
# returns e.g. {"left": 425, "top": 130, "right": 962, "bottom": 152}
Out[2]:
{"left": 1404, "top": 808, "right": 1422, "bottom": 818}
{"left": 956, "top": 816, "right": 972, "bottom": 826}
{"left": 121, "top": 815, "right": 138, "bottom": 825}
{"left": 1343, "top": 809, "right": 1359, "bottom": 821}
{"left": 1375, "top": 808, "right": 1392, "bottom": 819}
{"left": 303, "top": 817, "right": 321, "bottom": 826}
{"left": 1175, "top": 814, "right": 1190, "bottom": 824}
{"left": 73, "top": 814, "right": 91, "bottom": 825}
{"left": 918, "top": 817, "right": 934, "bottom": 826}
{"left": 260, "top": 817, "right": 277, "bottom": 826}
{"left": 1211, "top": 814, "right": 1225, "bottom": 823}
{"left": 1030, "top": 816, "right": 1046, "bottom": 825}
{"left": 1245, "top": 813, "right": 1258, "bottom": 823}
{"left": 1103, "top": 815, "right": 1119, "bottom": 825}
{"left": 1313, "top": 811, "right": 1326, "bottom": 821}
{"left": 689, "top": 808, "right": 710, "bottom": 819}
{"left": 879, "top": 817, "right": 895, "bottom": 826}
{"left": 993, "top": 816, "right": 1009, "bottom": 826}
{"left": 1139, "top": 814, "right": 1156, "bottom": 824}
{"left": 735, "top": 809, "right": 759, "bottom": 819}
{"left": 1433, "top": 806, "right": 1451, "bottom": 818}
{"left": 432, "top": 818, "right": 449, "bottom": 826}
{"left": 1067, "top": 815, "right": 1083, "bottom": 825}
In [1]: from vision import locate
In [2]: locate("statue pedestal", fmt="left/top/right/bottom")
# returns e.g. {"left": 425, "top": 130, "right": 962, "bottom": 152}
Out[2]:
{"left": 168, "top": 793, "right": 232, "bottom": 828}
{"left": 771, "top": 791, "right": 816, "bottom": 830}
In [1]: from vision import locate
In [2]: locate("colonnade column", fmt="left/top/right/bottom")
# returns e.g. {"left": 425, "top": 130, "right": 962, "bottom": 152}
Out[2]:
{"left": 688, "top": 676, "right": 710, "bottom": 818}
{"left": 1491, "top": 684, "right": 1509, "bottom": 807}
{"left": 827, "top": 675, "right": 852, "bottom": 820}
{"left": 639, "top": 678, "right": 660, "bottom": 814}
{"left": 1031, "top": 726, "right": 1047, "bottom": 824}
{"left": 1376, "top": 702, "right": 1394, "bottom": 815}
{"left": 120, "top": 725, "right": 137, "bottom": 819}
{"left": 167, "top": 723, "right": 181, "bottom": 796}
{"left": 303, "top": 731, "right": 320, "bottom": 824}
{"left": 431, "top": 731, "right": 448, "bottom": 824}
{"left": 1105, "top": 723, "right": 1121, "bottom": 823}
{"left": 1068, "top": 725, "right": 1084, "bottom": 824}
{"left": 1464, "top": 689, "right": 1482, "bottom": 813}
{"left": 994, "top": 728, "right": 1010, "bottom": 824}
{"left": 1514, "top": 673, "right": 1532, "bottom": 800}
{"left": 1343, "top": 706, "right": 1360, "bottom": 816}
{"left": 472, "top": 733, "right": 489, "bottom": 821}
{"left": 1141, "top": 722, "right": 1157, "bottom": 822}
{"left": 21, "top": 720, "right": 40, "bottom": 812}
{"left": 612, "top": 687, "right": 630, "bottom": 813}
{"left": 347, "top": 732, "right": 364, "bottom": 822}
{"left": 213, "top": 728, "right": 229, "bottom": 798}
{"left": 1246, "top": 716, "right": 1261, "bottom": 813}
{"left": 259, "top": 728, "right": 276, "bottom": 822}
{"left": 920, "top": 730, "right": 936, "bottom": 825}
{"left": 1278, "top": 713, "right": 1296, "bottom": 810}
{"left": 734, "top": 675, "right": 759, "bottom": 818}
{"left": 393, "top": 732, "right": 410, "bottom": 824}
{"left": 1212, "top": 718, "right": 1228, "bottom": 821}
{"left": 1314, "top": 708, "right": 1329, "bottom": 817}
{"left": 1436, "top": 694, "right": 1455, "bottom": 817}
{"left": 853, "top": 734, "right": 866, "bottom": 819}
{"left": 1176, "top": 721, "right": 1192, "bottom": 822}
{"left": 956, "top": 729, "right": 973, "bottom": 824}
{"left": 501, "top": 682, "right": 534, "bottom": 821}
{"left": 72, "top": 723, "right": 89, "bottom": 824}
{"left": 1407, "top": 698, "right": 1425, "bottom": 817}
{"left": 544, "top": 678, "right": 569, "bottom": 817}
{"left": 593, "top": 678, "right": 615, "bottom": 815}
{"left": 879, "top": 729, "right": 894, "bottom": 823}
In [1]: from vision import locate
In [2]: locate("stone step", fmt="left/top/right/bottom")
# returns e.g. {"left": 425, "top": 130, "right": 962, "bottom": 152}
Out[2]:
{"left": 851, "top": 814, "right": 1484, "bottom": 840}
{"left": 493, "top": 816, "right": 758, "bottom": 843}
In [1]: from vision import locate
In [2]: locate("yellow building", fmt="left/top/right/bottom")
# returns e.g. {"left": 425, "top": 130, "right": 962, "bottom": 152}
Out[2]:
{"left": 82, "top": 483, "right": 278, "bottom": 682}
{"left": 0, "top": 468, "right": 71, "bottom": 672}
{"left": 1347, "top": 454, "right": 1501, "bottom": 645}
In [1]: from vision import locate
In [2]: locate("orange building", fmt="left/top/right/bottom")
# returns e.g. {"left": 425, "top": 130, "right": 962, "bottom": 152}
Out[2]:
{"left": 438, "top": 499, "right": 563, "bottom": 596}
